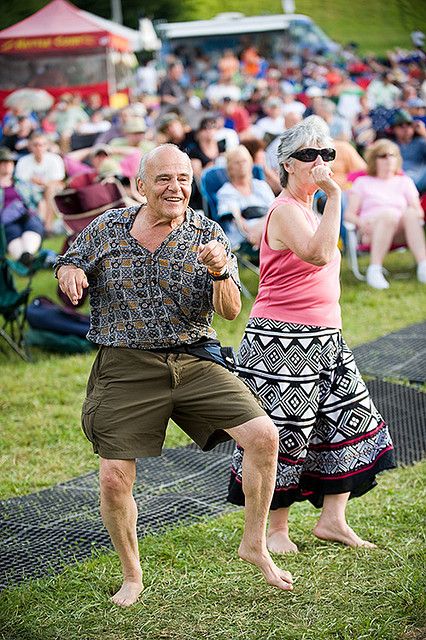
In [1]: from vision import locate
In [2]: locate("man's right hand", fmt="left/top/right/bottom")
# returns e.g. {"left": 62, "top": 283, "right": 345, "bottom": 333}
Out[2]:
{"left": 57, "top": 265, "right": 89, "bottom": 305}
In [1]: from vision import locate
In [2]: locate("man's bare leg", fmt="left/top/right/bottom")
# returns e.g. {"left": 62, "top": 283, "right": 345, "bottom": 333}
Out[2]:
{"left": 99, "top": 458, "right": 144, "bottom": 606}
{"left": 313, "top": 493, "right": 377, "bottom": 548}
{"left": 226, "top": 417, "right": 293, "bottom": 591}
{"left": 267, "top": 507, "right": 298, "bottom": 554}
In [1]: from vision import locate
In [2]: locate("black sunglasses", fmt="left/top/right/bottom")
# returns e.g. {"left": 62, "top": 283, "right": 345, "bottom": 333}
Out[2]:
{"left": 376, "top": 152, "right": 396, "bottom": 159}
{"left": 289, "top": 148, "right": 336, "bottom": 162}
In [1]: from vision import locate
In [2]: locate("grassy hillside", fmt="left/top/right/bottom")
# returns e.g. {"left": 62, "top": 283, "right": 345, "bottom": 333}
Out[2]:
{"left": 180, "top": 0, "right": 426, "bottom": 54}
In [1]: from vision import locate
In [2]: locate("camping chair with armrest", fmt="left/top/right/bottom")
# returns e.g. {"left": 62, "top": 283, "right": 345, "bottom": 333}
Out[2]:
{"left": 70, "top": 132, "right": 99, "bottom": 151}
{"left": 343, "top": 170, "right": 411, "bottom": 281}
{"left": 200, "top": 165, "right": 264, "bottom": 297}
{"left": 343, "top": 220, "right": 408, "bottom": 281}
{"left": 0, "top": 224, "right": 31, "bottom": 361}
{"left": 54, "top": 177, "right": 128, "bottom": 307}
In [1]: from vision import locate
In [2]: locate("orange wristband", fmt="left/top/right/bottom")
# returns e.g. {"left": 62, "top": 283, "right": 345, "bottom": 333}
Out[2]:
{"left": 207, "top": 264, "right": 227, "bottom": 277}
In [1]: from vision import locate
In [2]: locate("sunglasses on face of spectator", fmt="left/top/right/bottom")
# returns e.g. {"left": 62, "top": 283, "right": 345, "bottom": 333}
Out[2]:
{"left": 289, "top": 148, "right": 336, "bottom": 162}
{"left": 376, "top": 152, "right": 396, "bottom": 159}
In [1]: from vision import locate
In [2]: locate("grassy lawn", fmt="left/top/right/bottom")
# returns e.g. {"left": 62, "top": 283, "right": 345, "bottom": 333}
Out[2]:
{"left": 0, "top": 243, "right": 425, "bottom": 639}
{"left": 1, "top": 247, "right": 425, "bottom": 498}
{"left": 185, "top": 0, "right": 426, "bottom": 54}
{"left": 0, "top": 464, "right": 425, "bottom": 640}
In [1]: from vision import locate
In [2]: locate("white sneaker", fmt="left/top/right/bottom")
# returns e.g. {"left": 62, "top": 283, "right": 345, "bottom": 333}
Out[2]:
{"left": 366, "top": 265, "right": 389, "bottom": 289}
{"left": 417, "top": 260, "right": 426, "bottom": 284}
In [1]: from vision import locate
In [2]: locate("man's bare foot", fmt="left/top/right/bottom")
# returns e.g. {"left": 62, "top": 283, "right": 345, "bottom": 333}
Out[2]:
{"left": 238, "top": 543, "right": 294, "bottom": 591}
{"left": 111, "top": 577, "right": 144, "bottom": 607}
{"left": 313, "top": 521, "right": 377, "bottom": 549}
{"left": 267, "top": 530, "right": 299, "bottom": 554}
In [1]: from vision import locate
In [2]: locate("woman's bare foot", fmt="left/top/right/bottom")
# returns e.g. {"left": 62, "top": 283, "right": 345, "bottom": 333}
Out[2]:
{"left": 267, "top": 530, "right": 299, "bottom": 554}
{"left": 111, "top": 577, "right": 144, "bottom": 607}
{"left": 313, "top": 521, "right": 377, "bottom": 549}
{"left": 238, "top": 543, "right": 294, "bottom": 591}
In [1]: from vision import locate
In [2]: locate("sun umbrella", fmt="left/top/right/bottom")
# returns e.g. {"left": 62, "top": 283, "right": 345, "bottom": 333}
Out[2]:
{"left": 4, "top": 88, "right": 54, "bottom": 112}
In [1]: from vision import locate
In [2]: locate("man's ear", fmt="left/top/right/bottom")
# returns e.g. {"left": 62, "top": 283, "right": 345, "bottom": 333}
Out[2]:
{"left": 283, "top": 161, "right": 293, "bottom": 174}
{"left": 136, "top": 177, "right": 145, "bottom": 195}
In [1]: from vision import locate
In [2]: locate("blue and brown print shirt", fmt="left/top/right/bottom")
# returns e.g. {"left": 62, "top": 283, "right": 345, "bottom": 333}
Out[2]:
{"left": 55, "top": 206, "right": 240, "bottom": 349}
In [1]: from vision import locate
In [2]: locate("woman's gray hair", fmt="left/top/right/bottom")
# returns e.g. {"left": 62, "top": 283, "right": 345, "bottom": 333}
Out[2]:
{"left": 277, "top": 115, "right": 332, "bottom": 187}
{"left": 137, "top": 143, "right": 193, "bottom": 181}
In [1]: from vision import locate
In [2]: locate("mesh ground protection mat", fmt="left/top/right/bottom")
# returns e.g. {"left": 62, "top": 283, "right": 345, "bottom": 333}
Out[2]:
{"left": 1, "top": 381, "right": 425, "bottom": 590}
{"left": 352, "top": 321, "right": 426, "bottom": 383}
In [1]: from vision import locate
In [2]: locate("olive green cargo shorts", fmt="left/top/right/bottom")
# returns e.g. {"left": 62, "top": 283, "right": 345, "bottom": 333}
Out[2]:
{"left": 81, "top": 346, "right": 266, "bottom": 459}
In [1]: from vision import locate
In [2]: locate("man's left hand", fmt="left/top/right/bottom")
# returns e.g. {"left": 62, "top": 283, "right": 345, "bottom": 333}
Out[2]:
{"left": 198, "top": 240, "right": 228, "bottom": 273}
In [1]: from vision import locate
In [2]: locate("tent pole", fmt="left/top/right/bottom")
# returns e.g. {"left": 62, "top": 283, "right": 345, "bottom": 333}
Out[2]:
{"left": 111, "top": 0, "right": 123, "bottom": 24}
{"left": 106, "top": 47, "right": 117, "bottom": 103}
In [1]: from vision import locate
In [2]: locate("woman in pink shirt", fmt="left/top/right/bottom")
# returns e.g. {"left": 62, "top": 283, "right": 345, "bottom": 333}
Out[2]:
{"left": 228, "top": 116, "right": 395, "bottom": 552}
{"left": 344, "top": 138, "right": 426, "bottom": 289}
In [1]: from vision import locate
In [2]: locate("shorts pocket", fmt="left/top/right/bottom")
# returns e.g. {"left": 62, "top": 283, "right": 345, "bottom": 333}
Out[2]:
{"left": 81, "top": 396, "right": 100, "bottom": 445}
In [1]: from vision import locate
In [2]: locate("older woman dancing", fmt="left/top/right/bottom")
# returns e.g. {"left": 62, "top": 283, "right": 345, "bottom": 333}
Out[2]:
{"left": 228, "top": 116, "right": 395, "bottom": 553}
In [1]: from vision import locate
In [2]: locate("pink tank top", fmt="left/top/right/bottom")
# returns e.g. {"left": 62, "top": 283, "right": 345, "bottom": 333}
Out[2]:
{"left": 250, "top": 193, "right": 342, "bottom": 329}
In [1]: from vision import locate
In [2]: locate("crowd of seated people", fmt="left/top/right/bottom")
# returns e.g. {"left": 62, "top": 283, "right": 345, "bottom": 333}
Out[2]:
{"left": 0, "top": 40, "right": 426, "bottom": 288}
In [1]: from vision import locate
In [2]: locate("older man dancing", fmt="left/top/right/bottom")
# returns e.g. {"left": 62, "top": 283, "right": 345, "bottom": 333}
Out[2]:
{"left": 56, "top": 144, "right": 293, "bottom": 607}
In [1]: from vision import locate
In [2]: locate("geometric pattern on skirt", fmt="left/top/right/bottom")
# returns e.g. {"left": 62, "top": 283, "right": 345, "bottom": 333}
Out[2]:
{"left": 228, "top": 319, "right": 396, "bottom": 509}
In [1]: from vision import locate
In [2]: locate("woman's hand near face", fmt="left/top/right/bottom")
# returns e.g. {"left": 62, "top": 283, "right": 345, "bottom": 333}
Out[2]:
{"left": 310, "top": 164, "right": 340, "bottom": 197}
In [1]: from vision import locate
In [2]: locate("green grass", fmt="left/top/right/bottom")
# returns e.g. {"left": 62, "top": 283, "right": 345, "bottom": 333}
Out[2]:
{"left": 1, "top": 247, "right": 425, "bottom": 498}
{"left": 0, "top": 243, "right": 425, "bottom": 639}
{"left": 0, "top": 462, "right": 425, "bottom": 640}
{"left": 182, "top": 0, "right": 426, "bottom": 54}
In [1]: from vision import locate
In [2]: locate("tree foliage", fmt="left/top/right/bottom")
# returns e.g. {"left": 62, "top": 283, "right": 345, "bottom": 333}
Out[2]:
{"left": 0, "top": 0, "right": 199, "bottom": 32}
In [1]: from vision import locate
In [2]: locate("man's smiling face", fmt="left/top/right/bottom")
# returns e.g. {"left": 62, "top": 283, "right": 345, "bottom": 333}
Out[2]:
{"left": 138, "top": 146, "right": 193, "bottom": 223}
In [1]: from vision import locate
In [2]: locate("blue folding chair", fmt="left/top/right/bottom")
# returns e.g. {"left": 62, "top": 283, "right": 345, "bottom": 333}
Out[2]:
{"left": 200, "top": 164, "right": 265, "bottom": 221}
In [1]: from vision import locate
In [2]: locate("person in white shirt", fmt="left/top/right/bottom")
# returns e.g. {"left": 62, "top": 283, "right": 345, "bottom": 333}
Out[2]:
{"left": 15, "top": 133, "right": 65, "bottom": 233}
{"left": 205, "top": 79, "right": 241, "bottom": 106}
{"left": 215, "top": 114, "right": 240, "bottom": 152}
{"left": 280, "top": 86, "right": 307, "bottom": 118}
{"left": 251, "top": 98, "right": 285, "bottom": 141}
{"left": 217, "top": 145, "right": 275, "bottom": 248}
{"left": 366, "top": 72, "right": 401, "bottom": 110}
{"left": 135, "top": 60, "right": 158, "bottom": 95}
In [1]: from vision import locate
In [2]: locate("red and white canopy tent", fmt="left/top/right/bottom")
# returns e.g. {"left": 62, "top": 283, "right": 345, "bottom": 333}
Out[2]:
{"left": 0, "top": 0, "right": 160, "bottom": 115}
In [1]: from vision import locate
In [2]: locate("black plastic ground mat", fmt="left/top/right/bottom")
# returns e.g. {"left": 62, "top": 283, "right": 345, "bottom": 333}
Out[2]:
{"left": 367, "top": 379, "right": 425, "bottom": 466}
{"left": 1, "top": 381, "right": 425, "bottom": 590}
{"left": 0, "top": 441, "right": 236, "bottom": 590}
{"left": 352, "top": 321, "right": 426, "bottom": 383}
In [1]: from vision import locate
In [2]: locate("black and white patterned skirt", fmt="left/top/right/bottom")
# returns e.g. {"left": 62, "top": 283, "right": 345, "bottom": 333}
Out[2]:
{"left": 228, "top": 318, "right": 396, "bottom": 509}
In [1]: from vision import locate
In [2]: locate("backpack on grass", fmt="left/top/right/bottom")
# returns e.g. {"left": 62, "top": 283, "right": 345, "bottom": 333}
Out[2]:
{"left": 25, "top": 296, "right": 95, "bottom": 354}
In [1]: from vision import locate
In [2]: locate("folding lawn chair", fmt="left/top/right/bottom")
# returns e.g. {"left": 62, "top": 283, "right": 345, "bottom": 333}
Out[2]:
{"left": 54, "top": 177, "right": 127, "bottom": 238}
{"left": 0, "top": 224, "right": 31, "bottom": 361}
{"left": 343, "top": 220, "right": 408, "bottom": 281}
{"left": 343, "top": 170, "right": 413, "bottom": 281}
{"left": 70, "top": 132, "right": 99, "bottom": 151}
{"left": 54, "top": 178, "right": 127, "bottom": 307}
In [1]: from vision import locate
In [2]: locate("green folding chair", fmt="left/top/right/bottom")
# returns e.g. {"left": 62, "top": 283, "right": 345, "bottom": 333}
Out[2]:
{"left": 0, "top": 225, "right": 32, "bottom": 361}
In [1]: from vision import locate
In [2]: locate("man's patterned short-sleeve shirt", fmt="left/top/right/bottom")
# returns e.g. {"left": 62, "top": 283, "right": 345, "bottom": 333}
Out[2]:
{"left": 55, "top": 205, "right": 240, "bottom": 349}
